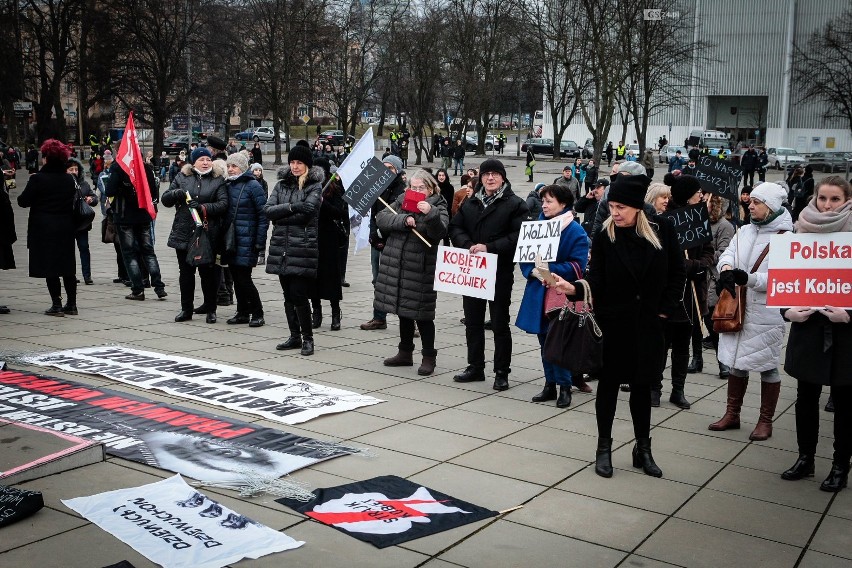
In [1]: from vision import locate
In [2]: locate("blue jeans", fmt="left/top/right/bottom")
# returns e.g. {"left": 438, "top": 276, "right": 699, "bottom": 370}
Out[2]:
{"left": 371, "top": 247, "right": 386, "bottom": 321}
{"left": 454, "top": 157, "right": 464, "bottom": 175}
{"left": 75, "top": 231, "right": 91, "bottom": 279}
{"left": 538, "top": 332, "right": 572, "bottom": 387}
{"left": 116, "top": 223, "right": 164, "bottom": 294}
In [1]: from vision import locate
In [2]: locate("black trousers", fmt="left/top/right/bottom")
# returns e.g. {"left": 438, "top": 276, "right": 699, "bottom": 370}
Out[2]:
{"left": 462, "top": 273, "right": 513, "bottom": 372}
{"left": 278, "top": 274, "right": 314, "bottom": 307}
{"left": 399, "top": 317, "right": 435, "bottom": 352}
{"left": 596, "top": 380, "right": 652, "bottom": 440}
{"left": 46, "top": 276, "right": 76, "bottom": 305}
{"left": 175, "top": 249, "right": 221, "bottom": 312}
{"left": 796, "top": 381, "right": 852, "bottom": 463}
{"left": 231, "top": 265, "right": 263, "bottom": 316}
{"left": 654, "top": 320, "right": 691, "bottom": 392}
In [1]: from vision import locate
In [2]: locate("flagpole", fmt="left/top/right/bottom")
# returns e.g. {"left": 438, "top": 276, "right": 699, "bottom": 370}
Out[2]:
{"left": 376, "top": 196, "right": 431, "bottom": 248}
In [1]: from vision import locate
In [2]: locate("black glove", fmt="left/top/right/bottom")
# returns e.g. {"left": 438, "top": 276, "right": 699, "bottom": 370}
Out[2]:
{"left": 716, "top": 270, "right": 738, "bottom": 298}
{"left": 731, "top": 268, "right": 749, "bottom": 286}
{"left": 186, "top": 199, "right": 199, "bottom": 210}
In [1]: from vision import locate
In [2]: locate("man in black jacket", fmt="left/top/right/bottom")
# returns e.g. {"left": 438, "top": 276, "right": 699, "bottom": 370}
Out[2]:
{"left": 360, "top": 154, "right": 406, "bottom": 330}
{"left": 106, "top": 161, "right": 166, "bottom": 300}
{"left": 449, "top": 158, "right": 529, "bottom": 391}
{"left": 574, "top": 179, "right": 607, "bottom": 236}
{"left": 740, "top": 145, "right": 758, "bottom": 187}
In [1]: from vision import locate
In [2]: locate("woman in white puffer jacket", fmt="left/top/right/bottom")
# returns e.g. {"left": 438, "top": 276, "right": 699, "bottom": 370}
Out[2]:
{"left": 708, "top": 182, "right": 793, "bottom": 441}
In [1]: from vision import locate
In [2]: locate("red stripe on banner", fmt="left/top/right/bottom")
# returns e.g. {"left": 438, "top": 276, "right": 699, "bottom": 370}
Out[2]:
{"left": 766, "top": 268, "right": 852, "bottom": 308}
{"left": 116, "top": 112, "right": 156, "bottom": 220}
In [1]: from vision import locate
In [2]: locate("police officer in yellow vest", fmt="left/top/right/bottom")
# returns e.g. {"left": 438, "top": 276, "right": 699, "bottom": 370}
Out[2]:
{"left": 615, "top": 141, "right": 627, "bottom": 160}
{"left": 718, "top": 148, "right": 727, "bottom": 160}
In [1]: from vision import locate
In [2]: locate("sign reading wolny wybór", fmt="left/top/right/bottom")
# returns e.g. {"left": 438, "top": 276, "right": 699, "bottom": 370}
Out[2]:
{"left": 694, "top": 155, "right": 743, "bottom": 200}
{"left": 659, "top": 203, "right": 712, "bottom": 250}
{"left": 766, "top": 232, "right": 852, "bottom": 309}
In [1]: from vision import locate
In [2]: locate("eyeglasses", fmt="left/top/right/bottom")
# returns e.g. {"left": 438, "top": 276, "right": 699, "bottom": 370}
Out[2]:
{"left": 481, "top": 172, "right": 501, "bottom": 178}
{"left": 410, "top": 184, "right": 428, "bottom": 191}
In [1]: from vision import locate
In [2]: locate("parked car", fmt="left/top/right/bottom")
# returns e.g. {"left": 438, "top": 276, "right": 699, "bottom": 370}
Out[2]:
{"left": 659, "top": 145, "right": 687, "bottom": 163}
{"left": 521, "top": 138, "right": 555, "bottom": 155}
{"left": 807, "top": 151, "right": 852, "bottom": 173}
{"left": 767, "top": 147, "right": 807, "bottom": 170}
{"left": 320, "top": 130, "right": 356, "bottom": 146}
{"left": 560, "top": 140, "right": 581, "bottom": 159}
{"left": 465, "top": 135, "right": 495, "bottom": 151}
{"left": 582, "top": 138, "right": 595, "bottom": 158}
{"left": 163, "top": 134, "right": 201, "bottom": 155}
{"left": 626, "top": 143, "right": 640, "bottom": 159}
{"left": 235, "top": 126, "right": 288, "bottom": 143}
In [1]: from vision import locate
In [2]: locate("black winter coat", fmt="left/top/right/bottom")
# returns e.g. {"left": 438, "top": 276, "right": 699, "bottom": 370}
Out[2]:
{"left": 105, "top": 162, "right": 157, "bottom": 225}
{"left": 369, "top": 174, "right": 406, "bottom": 248}
{"left": 374, "top": 192, "right": 449, "bottom": 320}
{"left": 17, "top": 161, "right": 77, "bottom": 278}
{"left": 0, "top": 184, "right": 16, "bottom": 270}
{"left": 161, "top": 163, "right": 229, "bottom": 250}
{"left": 69, "top": 158, "right": 99, "bottom": 232}
{"left": 449, "top": 182, "right": 529, "bottom": 275}
{"left": 224, "top": 172, "right": 269, "bottom": 267}
{"left": 315, "top": 178, "right": 347, "bottom": 300}
{"left": 783, "top": 311, "right": 852, "bottom": 386}
{"left": 664, "top": 202, "right": 715, "bottom": 322}
{"left": 264, "top": 165, "right": 323, "bottom": 278}
{"left": 583, "top": 218, "right": 686, "bottom": 385}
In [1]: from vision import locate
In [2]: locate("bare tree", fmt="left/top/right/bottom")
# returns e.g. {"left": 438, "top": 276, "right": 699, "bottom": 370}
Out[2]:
{"left": 792, "top": 9, "right": 852, "bottom": 135}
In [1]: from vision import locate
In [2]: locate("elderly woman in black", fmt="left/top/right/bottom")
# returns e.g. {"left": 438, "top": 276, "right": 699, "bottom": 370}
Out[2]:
{"left": 549, "top": 174, "right": 685, "bottom": 478}
{"left": 17, "top": 140, "right": 79, "bottom": 315}
{"left": 266, "top": 145, "right": 323, "bottom": 356}
{"left": 780, "top": 176, "right": 852, "bottom": 492}
{"left": 161, "top": 147, "right": 229, "bottom": 323}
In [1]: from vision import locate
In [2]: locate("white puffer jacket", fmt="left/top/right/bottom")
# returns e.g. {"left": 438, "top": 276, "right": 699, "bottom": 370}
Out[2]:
{"left": 717, "top": 209, "right": 794, "bottom": 372}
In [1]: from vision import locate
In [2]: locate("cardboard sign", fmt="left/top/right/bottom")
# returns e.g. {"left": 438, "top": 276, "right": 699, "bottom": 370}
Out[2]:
{"left": 433, "top": 245, "right": 497, "bottom": 301}
{"left": 659, "top": 203, "right": 712, "bottom": 249}
{"left": 766, "top": 232, "right": 852, "bottom": 308}
{"left": 694, "top": 155, "right": 743, "bottom": 199}
{"left": 513, "top": 219, "right": 561, "bottom": 262}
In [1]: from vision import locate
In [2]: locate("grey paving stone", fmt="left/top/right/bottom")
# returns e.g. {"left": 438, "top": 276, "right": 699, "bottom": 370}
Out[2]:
{"left": 808, "top": 514, "right": 852, "bottom": 560}
{"left": 353, "top": 423, "right": 489, "bottom": 462}
{"left": 0, "top": 505, "right": 88, "bottom": 552}
{"left": 450, "top": 441, "right": 588, "bottom": 486}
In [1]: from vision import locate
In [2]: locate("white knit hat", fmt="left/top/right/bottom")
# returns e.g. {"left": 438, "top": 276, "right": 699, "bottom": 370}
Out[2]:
{"left": 749, "top": 182, "right": 787, "bottom": 212}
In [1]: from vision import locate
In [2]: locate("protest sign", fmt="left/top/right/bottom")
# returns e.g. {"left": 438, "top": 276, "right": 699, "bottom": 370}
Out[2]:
{"left": 513, "top": 219, "right": 561, "bottom": 262}
{"left": 766, "top": 232, "right": 852, "bottom": 309}
{"left": 694, "top": 155, "right": 743, "bottom": 199}
{"left": 24, "top": 346, "right": 383, "bottom": 425}
{"left": 63, "top": 475, "right": 303, "bottom": 568}
{"left": 433, "top": 245, "right": 497, "bottom": 301}
{"left": 0, "top": 370, "right": 347, "bottom": 482}
{"left": 659, "top": 202, "right": 712, "bottom": 249}
{"left": 278, "top": 475, "right": 498, "bottom": 548}
{"left": 336, "top": 128, "right": 395, "bottom": 216}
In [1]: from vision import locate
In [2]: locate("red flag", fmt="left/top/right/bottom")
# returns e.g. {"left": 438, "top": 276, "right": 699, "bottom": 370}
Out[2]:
{"left": 116, "top": 111, "right": 156, "bottom": 220}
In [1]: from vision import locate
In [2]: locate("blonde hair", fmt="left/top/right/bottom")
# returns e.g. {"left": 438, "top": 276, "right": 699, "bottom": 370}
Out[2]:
{"left": 644, "top": 182, "right": 671, "bottom": 207}
{"left": 408, "top": 169, "right": 440, "bottom": 196}
{"left": 603, "top": 210, "right": 662, "bottom": 250}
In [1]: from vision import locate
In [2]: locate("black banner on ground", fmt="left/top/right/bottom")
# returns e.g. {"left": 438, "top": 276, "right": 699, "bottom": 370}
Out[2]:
{"left": 0, "top": 485, "right": 44, "bottom": 527}
{"left": 0, "top": 370, "right": 345, "bottom": 482}
{"left": 660, "top": 203, "right": 712, "bottom": 249}
{"left": 342, "top": 156, "right": 396, "bottom": 216}
{"left": 694, "top": 155, "right": 743, "bottom": 199}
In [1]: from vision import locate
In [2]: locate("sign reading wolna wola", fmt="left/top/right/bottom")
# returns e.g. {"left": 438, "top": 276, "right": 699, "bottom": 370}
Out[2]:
{"left": 433, "top": 246, "right": 497, "bottom": 301}
{"left": 766, "top": 232, "right": 852, "bottom": 309}
{"left": 513, "top": 219, "right": 561, "bottom": 262}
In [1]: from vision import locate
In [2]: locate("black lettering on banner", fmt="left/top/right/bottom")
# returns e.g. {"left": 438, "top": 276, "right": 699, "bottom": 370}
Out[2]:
{"left": 694, "top": 156, "right": 743, "bottom": 199}
{"left": 659, "top": 203, "right": 712, "bottom": 249}
{"left": 343, "top": 157, "right": 396, "bottom": 216}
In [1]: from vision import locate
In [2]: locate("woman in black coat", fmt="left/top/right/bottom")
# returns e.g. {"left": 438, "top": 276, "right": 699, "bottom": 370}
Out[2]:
{"left": 161, "top": 147, "right": 229, "bottom": 323}
{"left": 550, "top": 174, "right": 685, "bottom": 479}
{"left": 265, "top": 145, "right": 322, "bottom": 356}
{"left": 0, "top": 177, "right": 15, "bottom": 313}
{"left": 17, "top": 140, "right": 79, "bottom": 315}
{"left": 67, "top": 158, "right": 98, "bottom": 285}
{"left": 310, "top": 158, "right": 346, "bottom": 331}
{"left": 251, "top": 143, "right": 262, "bottom": 167}
{"left": 781, "top": 176, "right": 852, "bottom": 492}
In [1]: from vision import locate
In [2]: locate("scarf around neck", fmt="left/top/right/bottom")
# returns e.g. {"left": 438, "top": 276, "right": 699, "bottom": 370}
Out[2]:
{"left": 795, "top": 199, "right": 852, "bottom": 233}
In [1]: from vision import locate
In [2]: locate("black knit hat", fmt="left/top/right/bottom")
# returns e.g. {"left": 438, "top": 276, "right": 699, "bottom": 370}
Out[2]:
{"left": 665, "top": 172, "right": 702, "bottom": 206}
{"left": 607, "top": 174, "right": 650, "bottom": 209}
{"left": 206, "top": 136, "right": 226, "bottom": 151}
{"left": 478, "top": 158, "right": 507, "bottom": 180}
{"left": 288, "top": 145, "right": 313, "bottom": 168}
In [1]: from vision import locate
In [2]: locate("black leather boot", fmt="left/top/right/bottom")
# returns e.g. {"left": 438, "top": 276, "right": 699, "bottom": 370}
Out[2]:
{"left": 670, "top": 374, "right": 691, "bottom": 409}
{"left": 632, "top": 437, "right": 663, "bottom": 477}
{"left": 330, "top": 304, "right": 341, "bottom": 331}
{"left": 556, "top": 386, "right": 572, "bottom": 408}
{"left": 781, "top": 455, "right": 815, "bottom": 481}
{"left": 296, "top": 305, "right": 314, "bottom": 355}
{"left": 275, "top": 302, "right": 302, "bottom": 350}
{"left": 311, "top": 299, "right": 322, "bottom": 329}
{"left": 686, "top": 355, "right": 703, "bottom": 373}
{"left": 453, "top": 367, "right": 485, "bottom": 383}
{"left": 650, "top": 388, "right": 661, "bottom": 407}
{"left": 820, "top": 462, "right": 850, "bottom": 492}
{"left": 718, "top": 361, "right": 731, "bottom": 379}
{"left": 493, "top": 370, "right": 509, "bottom": 391}
{"left": 45, "top": 297, "right": 64, "bottom": 317}
{"left": 825, "top": 395, "right": 835, "bottom": 413}
{"left": 595, "top": 437, "right": 613, "bottom": 478}
{"left": 531, "top": 383, "right": 557, "bottom": 402}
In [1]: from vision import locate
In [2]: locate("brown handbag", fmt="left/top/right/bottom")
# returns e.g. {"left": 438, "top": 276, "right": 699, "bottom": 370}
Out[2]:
{"left": 711, "top": 241, "right": 772, "bottom": 334}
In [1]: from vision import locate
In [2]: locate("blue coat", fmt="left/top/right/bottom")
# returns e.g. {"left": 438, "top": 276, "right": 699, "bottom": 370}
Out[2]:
{"left": 515, "top": 210, "right": 589, "bottom": 334}
{"left": 571, "top": 164, "right": 586, "bottom": 183}
{"left": 225, "top": 172, "right": 269, "bottom": 267}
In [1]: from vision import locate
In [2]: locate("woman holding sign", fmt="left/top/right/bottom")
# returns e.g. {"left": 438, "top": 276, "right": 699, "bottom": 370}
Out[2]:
{"left": 780, "top": 176, "right": 852, "bottom": 492}
{"left": 547, "top": 174, "right": 685, "bottom": 478}
{"left": 374, "top": 170, "right": 449, "bottom": 375}
{"left": 516, "top": 184, "right": 590, "bottom": 408}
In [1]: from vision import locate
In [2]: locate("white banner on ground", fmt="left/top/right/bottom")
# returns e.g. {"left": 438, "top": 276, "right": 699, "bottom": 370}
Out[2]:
{"left": 513, "top": 219, "right": 561, "bottom": 262}
{"left": 63, "top": 475, "right": 303, "bottom": 568}
{"left": 433, "top": 245, "right": 498, "bottom": 301}
{"left": 24, "top": 347, "right": 383, "bottom": 425}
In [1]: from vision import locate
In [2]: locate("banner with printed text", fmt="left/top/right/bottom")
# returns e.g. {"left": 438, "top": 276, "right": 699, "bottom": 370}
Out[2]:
{"left": 63, "top": 475, "right": 303, "bottom": 568}
{"left": 433, "top": 245, "right": 497, "bottom": 301}
{"left": 0, "top": 369, "right": 346, "bottom": 482}
{"left": 766, "top": 232, "right": 852, "bottom": 308}
{"left": 23, "top": 346, "right": 383, "bottom": 425}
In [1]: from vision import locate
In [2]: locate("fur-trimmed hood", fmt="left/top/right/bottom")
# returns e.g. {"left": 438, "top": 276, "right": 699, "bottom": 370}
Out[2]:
{"left": 181, "top": 162, "right": 225, "bottom": 178}
{"left": 67, "top": 157, "right": 86, "bottom": 183}
{"left": 276, "top": 164, "right": 326, "bottom": 185}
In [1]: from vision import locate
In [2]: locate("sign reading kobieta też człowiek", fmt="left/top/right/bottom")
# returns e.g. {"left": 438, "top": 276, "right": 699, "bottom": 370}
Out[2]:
{"left": 433, "top": 245, "right": 497, "bottom": 301}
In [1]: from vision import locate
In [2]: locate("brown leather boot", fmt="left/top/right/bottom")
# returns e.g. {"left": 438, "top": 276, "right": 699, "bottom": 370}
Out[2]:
{"left": 709, "top": 376, "right": 748, "bottom": 431}
{"left": 749, "top": 381, "right": 781, "bottom": 441}
{"left": 384, "top": 344, "right": 414, "bottom": 367}
{"left": 417, "top": 349, "right": 437, "bottom": 376}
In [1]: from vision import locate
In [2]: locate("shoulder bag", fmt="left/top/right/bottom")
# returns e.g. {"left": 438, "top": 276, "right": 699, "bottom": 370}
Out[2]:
{"left": 221, "top": 183, "right": 247, "bottom": 261}
{"left": 72, "top": 181, "right": 95, "bottom": 232}
{"left": 543, "top": 279, "right": 603, "bottom": 375}
{"left": 186, "top": 206, "right": 215, "bottom": 267}
{"left": 544, "top": 260, "right": 584, "bottom": 316}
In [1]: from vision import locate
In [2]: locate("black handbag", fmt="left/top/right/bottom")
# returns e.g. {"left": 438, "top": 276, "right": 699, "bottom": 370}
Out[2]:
{"left": 186, "top": 206, "right": 215, "bottom": 266}
{"left": 220, "top": 183, "right": 247, "bottom": 262}
{"left": 72, "top": 182, "right": 95, "bottom": 232}
{"left": 542, "top": 279, "right": 603, "bottom": 375}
